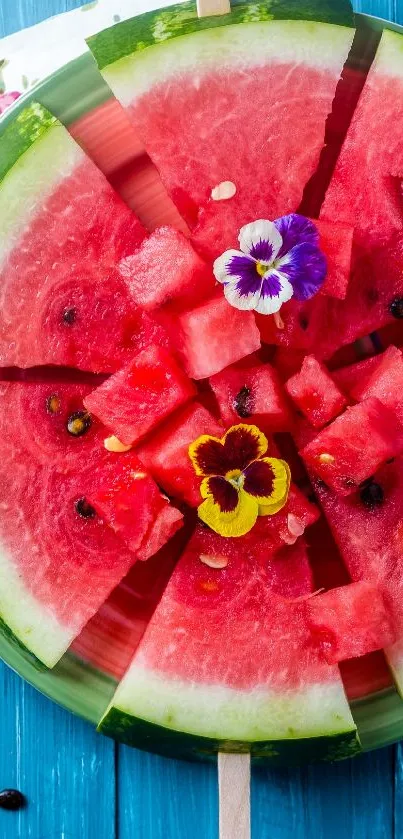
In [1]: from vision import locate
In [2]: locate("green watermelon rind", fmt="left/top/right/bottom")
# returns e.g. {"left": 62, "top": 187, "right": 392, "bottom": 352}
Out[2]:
{"left": 87, "top": 0, "right": 353, "bottom": 70}
{"left": 97, "top": 664, "right": 359, "bottom": 762}
{"left": 0, "top": 616, "right": 46, "bottom": 672}
{"left": 0, "top": 101, "right": 57, "bottom": 184}
{"left": 99, "top": 708, "right": 360, "bottom": 764}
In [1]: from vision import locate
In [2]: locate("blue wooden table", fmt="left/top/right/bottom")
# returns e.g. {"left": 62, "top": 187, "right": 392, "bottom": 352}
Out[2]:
{"left": 0, "top": 0, "right": 402, "bottom": 836}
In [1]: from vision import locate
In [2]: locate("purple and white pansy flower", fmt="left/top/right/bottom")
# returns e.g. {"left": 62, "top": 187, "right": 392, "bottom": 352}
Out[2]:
{"left": 213, "top": 214, "right": 327, "bottom": 316}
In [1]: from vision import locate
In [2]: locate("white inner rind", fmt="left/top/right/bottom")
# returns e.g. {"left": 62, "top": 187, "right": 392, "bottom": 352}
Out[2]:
{"left": 102, "top": 660, "right": 356, "bottom": 741}
{"left": 0, "top": 122, "right": 84, "bottom": 268}
{"left": 0, "top": 543, "right": 72, "bottom": 667}
{"left": 103, "top": 20, "right": 354, "bottom": 106}
{"left": 371, "top": 29, "right": 403, "bottom": 78}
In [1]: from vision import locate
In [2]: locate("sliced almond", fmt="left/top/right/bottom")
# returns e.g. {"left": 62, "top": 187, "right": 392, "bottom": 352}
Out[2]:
{"left": 211, "top": 180, "right": 236, "bottom": 201}
{"left": 319, "top": 452, "right": 335, "bottom": 465}
{"left": 104, "top": 435, "right": 132, "bottom": 453}
{"left": 287, "top": 513, "right": 305, "bottom": 538}
{"left": 199, "top": 553, "right": 228, "bottom": 569}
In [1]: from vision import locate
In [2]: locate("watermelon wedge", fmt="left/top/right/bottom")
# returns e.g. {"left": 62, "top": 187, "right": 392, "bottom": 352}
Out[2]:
{"left": 321, "top": 30, "right": 403, "bottom": 249}
{"left": 0, "top": 103, "right": 156, "bottom": 372}
{"left": 98, "top": 524, "right": 357, "bottom": 761}
{"left": 88, "top": 3, "right": 354, "bottom": 261}
{"left": 0, "top": 381, "right": 181, "bottom": 667}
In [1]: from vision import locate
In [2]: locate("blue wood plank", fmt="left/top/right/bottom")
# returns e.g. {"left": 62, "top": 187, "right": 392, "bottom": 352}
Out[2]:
{"left": 0, "top": 0, "right": 83, "bottom": 38}
{"left": 253, "top": 748, "right": 394, "bottom": 839}
{"left": 0, "top": 661, "right": 116, "bottom": 839}
{"left": 117, "top": 746, "right": 218, "bottom": 838}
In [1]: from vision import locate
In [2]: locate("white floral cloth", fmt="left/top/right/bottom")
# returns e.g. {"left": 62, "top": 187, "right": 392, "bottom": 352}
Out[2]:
{"left": 0, "top": 0, "right": 171, "bottom": 104}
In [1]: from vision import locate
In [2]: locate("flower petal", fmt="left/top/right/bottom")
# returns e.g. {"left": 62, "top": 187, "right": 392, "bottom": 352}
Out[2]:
{"left": 256, "top": 458, "right": 291, "bottom": 515}
{"left": 189, "top": 435, "right": 229, "bottom": 477}
{"left": 277, "top": 242, "right": 327, "bottom": 301}
{"left": 222, "top": 424, "right": 268, "bottom": 471}
{"left": 274, "top": 214, "right": 319, "bottom": 257}
{"left": 224, "top": 279, "right": 262, "bottom": 311}
{"left": 238, "top": 220, "right": 283, "bottom": 261}
{"left": 200, "top": 476, "right": 239, "bottom": 513}
{"left": 254, "top": 270, "right": 294, "bottom": 315}
{"left": 198, "top": 487, "right": 258, "bottom": 537}
{"left": 213, "top": 250, "right": 255, "bottom": 285}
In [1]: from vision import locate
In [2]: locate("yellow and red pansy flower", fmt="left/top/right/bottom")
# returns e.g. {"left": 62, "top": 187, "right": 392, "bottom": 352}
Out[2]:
{"left": 188, "top": 424, "right": 290, "bottom": 537}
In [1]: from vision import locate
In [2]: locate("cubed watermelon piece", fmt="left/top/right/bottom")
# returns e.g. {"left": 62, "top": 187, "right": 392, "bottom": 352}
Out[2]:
{"left": 316, "top": 219, "right": 353, "bottom": 299}
{"left": 209, "top": 356, "right": 293, "bottom": 432}
{"left": 285, "top": 355, "right": 347, "bottom": 428}
{"left": 118, "top": 227, "right": 213, "bottom": 311}
{"left": 331, "top": 353, "right": 382, "bottom": 397}
{"left": 87, "top": 452, "right": 183, "bottom": 558}
{"left": 252, "top": 484, "right": 320, "bottom": 550}
{"left": 301, "top": 398, "right": 403, "bottom": 495}
{"left": 307, "top": 582, "right": 395, "bottom": 664}
{"left": 176, "top": 292, "right": 261, "bottom": 379}
{"left": 273, "top": 348, "right": 307, "bottom": 382}
{"left": 348, "top": 345, "right": 403, "bottom": 421}
{"left": 137, "top": 401, "right": 222, "bottom": 507}
{"left": 84, "top": 345, "right": 196, "bottom": 446}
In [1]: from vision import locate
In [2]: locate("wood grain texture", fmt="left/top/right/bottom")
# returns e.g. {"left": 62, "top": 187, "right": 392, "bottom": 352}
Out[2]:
{"left": 218, "top": 753, "right": 251, "bottom": 839}
{"left": 1, "top": 0, "right": 403, "bottom": 837}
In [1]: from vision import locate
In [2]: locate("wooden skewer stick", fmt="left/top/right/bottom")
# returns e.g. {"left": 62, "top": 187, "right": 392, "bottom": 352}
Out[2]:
{"left": 218, "top": 753, "right": 251, "bottom": 839}
{"left": 197, "top": 0, "right": 230, "bottom": 17}
{"left": 192, "top": 0, "right": 250, "bottom": 835}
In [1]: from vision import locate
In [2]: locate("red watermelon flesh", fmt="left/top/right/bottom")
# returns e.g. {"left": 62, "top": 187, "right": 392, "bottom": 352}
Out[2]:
{"left": 251, "top": 484, "right": 320, "bottom": 551}
{"left": 315, "top": 219, "right": 353, "bottom": 299}
{"left": 136, "top": 401, "right": 223, "bottom": 507}
{"left": 86, "top": 452, "right": 183, "bottom": 558}
{"left": 312, "top": 457, "right": 403, "bottom": 687}
{"left": 285, "top": 355, "right": 347, "bottom": 428}
{"left": 321, "top": 30, "right": 403, "bottom": 251}
{"left": 208, "top": 355, "right": 293, "bottom": 433}
{"left": 347, "top": 345, "right": 403, "bottom": 418}
{"left": 331, "top": 352, "right": 384, "bottom": 397}
{"left": 175, "top": 292, "right": 261, "bottom": 380}
{"left": 108, "top": 23, "right": 353, "bottom": 260}
{"left": 306, "top": 582, "right": 396, "bottom": 664}
{"left": 100, "top": 523, "right": 355, "bottom": 745}
{"left": 0, "top": 130, "right": 149, "bottom": 370}
{"left": 301, "top": 398, "right": 403, "bottom": 495}
{"left": 0, "top": 449, "right": 138, "bottom": 666}
{"left": 118, "top": 227, "right": 213, "bottom": 311}
{"left": 0, "top": 381, "right": 105, "bottom": 473}
{"left": 84, "top": 345, "right": 196, "bottom": 446}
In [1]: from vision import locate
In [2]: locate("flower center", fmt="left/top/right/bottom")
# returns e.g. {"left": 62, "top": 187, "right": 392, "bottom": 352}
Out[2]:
{"left": 256, "top": 261, "right": 270, "bottom": 277}
{"left": 225, "top": 468, "right": 244, "bottom": 489}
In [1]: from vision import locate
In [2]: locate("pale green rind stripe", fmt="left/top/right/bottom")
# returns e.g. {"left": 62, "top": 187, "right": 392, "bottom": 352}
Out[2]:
{"left": 100, "top": 662, "right": 356, "bottom": 742}
{"left": 0, "top": 102, "right": 57, "bottom": 184}
{"left": 87, "top": 0, "right": 353, "bottom": 71}
{"left": 370, "top": 28, "right": 403, "bottom": 78}
{"left": 0, "top": 544, "right": 73, "bottom": 668}
{"left": 101, "top": 20, "right": 354, "bottom": 109}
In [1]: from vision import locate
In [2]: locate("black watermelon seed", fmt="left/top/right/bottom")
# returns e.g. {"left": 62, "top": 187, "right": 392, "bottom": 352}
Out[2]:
{"left": 360, "top": 481, "right": 384, "bottom": 509}
{"left": 299, "top": 314, "right": 309, "bottom": 331}
{"left": 62, "top": 307, "right": 77, "bottom": 325}
{"left": 75, "top": 498, "right": 96, "bottom": 519}
{"left": 66, "top": 411, "right": 92, "bottom": 437}
{"left": 233, "top": 385, "right": 253, "bottom": 418}
{"left": 389, "top": 297, "right": 403, "bottom": 319}
{"left": 46, "top": 394, "right": 61, "bottom": 415}
{"left": 0, "top": 789, "right": 26, "bottom": 811}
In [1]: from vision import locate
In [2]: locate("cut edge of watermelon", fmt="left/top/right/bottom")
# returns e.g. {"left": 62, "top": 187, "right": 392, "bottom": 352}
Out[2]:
{"left": 98, "top": 664, "right": 359, "bottom": 761}
{"left": 0, "top": 546, "right": 72, "bottom": 668}
{"left": 95, "top": 20, "right": 355, "bottom": 109}
{"left": 0, "top": 101, "right": 57, "bottom": 182}
{"left": 87, "top": 0, "right": 354, "bottom": 72}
